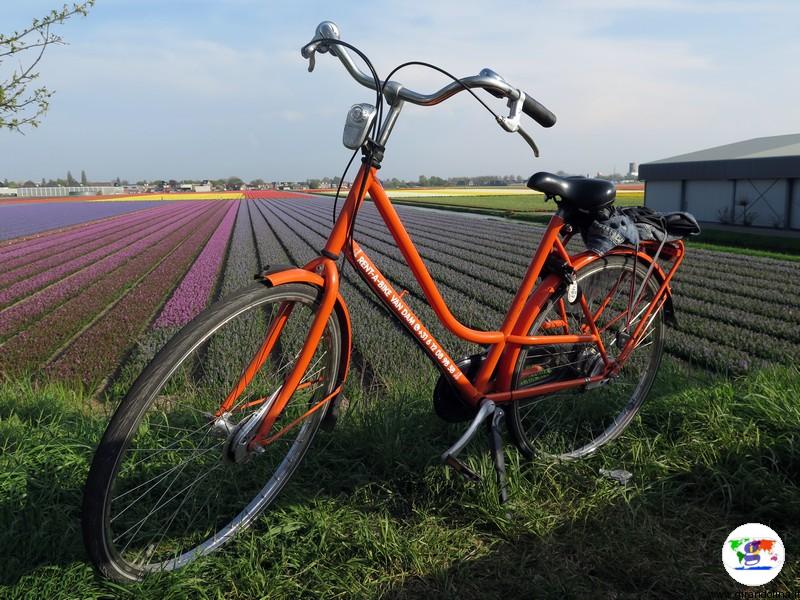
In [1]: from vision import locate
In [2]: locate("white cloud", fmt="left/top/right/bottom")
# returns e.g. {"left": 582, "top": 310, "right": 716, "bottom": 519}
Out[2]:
{"left": 1, "top": 1, "right": 798, "bottom": 180}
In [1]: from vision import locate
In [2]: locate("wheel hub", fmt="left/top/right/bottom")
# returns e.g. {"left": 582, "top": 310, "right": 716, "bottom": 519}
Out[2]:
{"left": 221, "top": 388, "right": 280, "bottom": 464}
{"left": 574, "top": 346, "right": 605, "bottom": 378}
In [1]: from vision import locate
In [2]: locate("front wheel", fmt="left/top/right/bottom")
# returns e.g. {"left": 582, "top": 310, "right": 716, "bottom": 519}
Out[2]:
{"left": 507, "top": 254, "right": 665, "bottom": 460}
{"left": 82, "top": 282, "right": 342, "bottom": 582}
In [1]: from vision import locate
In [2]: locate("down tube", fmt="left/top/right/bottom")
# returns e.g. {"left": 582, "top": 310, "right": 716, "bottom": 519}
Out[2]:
{"left": 347, "top": 241, "right": 481, "bottom": 404}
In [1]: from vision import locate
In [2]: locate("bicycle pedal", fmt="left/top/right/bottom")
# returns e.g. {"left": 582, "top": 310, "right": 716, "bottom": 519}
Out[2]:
{"left": 444, "top": 455, "right": 482, "bottom": 483}
{"left": 599, "top": 468, "right": 632, "bottom": 485}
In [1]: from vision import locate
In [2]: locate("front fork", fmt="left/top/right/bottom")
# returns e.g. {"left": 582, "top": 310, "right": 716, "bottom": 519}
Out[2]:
{"left": 214, "top": 258, "right": 341, "bottom": 452}
{"left": 249, "top": 259, "right": 340, "bottom": 448}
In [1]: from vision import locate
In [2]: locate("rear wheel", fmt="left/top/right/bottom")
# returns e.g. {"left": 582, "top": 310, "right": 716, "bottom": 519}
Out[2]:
{"left": 508, "top": 254, "right": 665, "bottom": 460}
{"left": 82, "top": 282, "right": 342, "bottom": 581}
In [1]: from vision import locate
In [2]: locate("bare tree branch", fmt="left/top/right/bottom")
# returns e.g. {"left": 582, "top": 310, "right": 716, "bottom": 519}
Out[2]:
{"left": 1, "top": 2, "right": 95, "bottom": 132}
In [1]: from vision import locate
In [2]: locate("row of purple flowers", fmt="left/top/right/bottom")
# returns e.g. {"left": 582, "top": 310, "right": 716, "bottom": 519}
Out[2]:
{"left": 153, "top": 200, "right": 240, "bottom": 328}
{"left": 0, "top": 203, "right": 203, "bottom": 307}
{"left": 0, "top": 202, "right": 182, "bottom": 263}
{"left": 0, "top": 200, "right": 165, "bottom": 242}
{"left": 0, "top": 203, "right": 217, "bottom": 340}
{"left": 48, "top": 202, "right": 234, "bottom": 384}
{"left": 0, "top": 202, "right": 227, "bottom": 380}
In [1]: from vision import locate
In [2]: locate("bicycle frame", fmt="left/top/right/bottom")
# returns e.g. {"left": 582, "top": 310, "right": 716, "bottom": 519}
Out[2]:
{"left": 236, "top": 161, "right": 685, "bottom": 446}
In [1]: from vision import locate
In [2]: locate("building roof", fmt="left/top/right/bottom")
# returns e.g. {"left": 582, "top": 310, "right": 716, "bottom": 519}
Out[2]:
{"left": 639, "top": 134, "right": 800, "bottom": 181}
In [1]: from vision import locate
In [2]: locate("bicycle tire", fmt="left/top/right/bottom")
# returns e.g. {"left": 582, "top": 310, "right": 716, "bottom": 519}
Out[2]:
{"left": 507, "top": 254, "right": 665, "bottom": 460}
{"left": 82, "top": 282, "right": 342, "bottom": 582}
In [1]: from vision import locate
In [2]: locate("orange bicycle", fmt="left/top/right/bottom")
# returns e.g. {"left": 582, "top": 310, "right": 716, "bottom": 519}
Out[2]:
{"left": 83, "top": 21, "right": 698, "bottom": 581}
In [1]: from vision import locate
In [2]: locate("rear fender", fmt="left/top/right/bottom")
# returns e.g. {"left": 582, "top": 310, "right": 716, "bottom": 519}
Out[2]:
{"left": 257, "top": 265, "right": 352, "bottom": 425}
{"left": 494, "top": 249, "right": 674, "bottom": 391}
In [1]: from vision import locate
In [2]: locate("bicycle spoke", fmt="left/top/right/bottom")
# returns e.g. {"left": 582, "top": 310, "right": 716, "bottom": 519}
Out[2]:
{"left": 132, "top": 463, "right": 225, "bottom": 567}
{"left": 112, "top": 443, "right": 223, "bottom": 519}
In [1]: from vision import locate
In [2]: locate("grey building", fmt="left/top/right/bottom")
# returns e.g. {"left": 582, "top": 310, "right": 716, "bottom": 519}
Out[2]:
{"left": 639, "top": 134, "right": 800, "bottom": 230}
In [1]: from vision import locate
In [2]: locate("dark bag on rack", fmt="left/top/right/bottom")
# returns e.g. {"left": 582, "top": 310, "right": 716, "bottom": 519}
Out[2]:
{"left": 580, "top": 205, "right": 701, "bottom": 255}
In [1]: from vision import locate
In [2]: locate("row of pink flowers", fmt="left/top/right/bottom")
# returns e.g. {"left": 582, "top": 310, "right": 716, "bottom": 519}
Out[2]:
{"left": 0, "top": 203, "right": 201, "bottom": 289}
{"left": 0, "top": 202, "right": 179, "bottom": 264}
{"left": 0, "top": 203, "right": 206, "bottom": 309}
{"left": 47, "top": 202, "right": 233, "bottom": 384}
{"left": 0, "top": 203, "right": 218, "bottom": 339}
{"left": 153, "top": 200, "right": 239, "bottom": 328}
{"left": 0, "top": 203, "right": 226, "bottom": 376}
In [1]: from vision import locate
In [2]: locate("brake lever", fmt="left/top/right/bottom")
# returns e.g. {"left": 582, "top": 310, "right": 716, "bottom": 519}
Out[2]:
{"left": 494, "top": 89, "right": 539, "bottom": 157}
{"left": 517, "top": 125, "right": 540, "bottom": 158}
{"left": 301, "top": 41, "right": 319, "bottom": 72}
{"left": 496, "top": 90, "right": 525, "bottom": 133}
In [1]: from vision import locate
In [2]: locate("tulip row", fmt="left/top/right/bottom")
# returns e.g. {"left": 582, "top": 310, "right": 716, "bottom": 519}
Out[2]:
{"left": 0, "top": 202, "right": 190, "bottom": 269}
{"left": 46, "top": 202, "right": 232, "bottom": 384}
{"left": 0, "top": 203, "right": 218, "bottom": 340}
{"left": 0, "top": 203, "right": 205, "bottom": 309}
{"left": 154, "top": 200, "right": 239, "bottom": 328}
{"left": 0, "top": 200, "right": 164, "bottom": 241}
{"left": 0, "top": 202, "right": 227, "bottom": 382}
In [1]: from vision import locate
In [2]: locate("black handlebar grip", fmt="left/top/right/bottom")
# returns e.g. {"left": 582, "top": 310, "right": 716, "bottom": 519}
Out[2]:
{"left": 522, "top": 94, "right": 556, "bottom": 128}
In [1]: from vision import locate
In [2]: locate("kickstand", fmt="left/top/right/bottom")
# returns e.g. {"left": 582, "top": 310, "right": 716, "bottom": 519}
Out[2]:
{"left": 440, "top": 399, "right": 511, "bottom": 505}
{"left": 487, "top": 408, "right": 509, "bottom": 504}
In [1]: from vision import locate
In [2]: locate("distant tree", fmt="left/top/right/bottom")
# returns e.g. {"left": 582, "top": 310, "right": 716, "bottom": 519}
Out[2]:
{"left": 225, "top": 176, "right": 244, "bottom": 190}
{"left": 80, "top": 169, "right": 87, "bottom": 185}
{"left": 66, "top": 170, "right": 77, "bottom": 185}
{"left": 23, "top": 180, "right": 36, "bottom": 187}
{"left": 418, "top": 175, "right": 428, "bottom": 186}
{"left": 40, "top": 177, "right": 45, "bottom": 186}
{"left": 249, "top": 178, "right": 265, "bottom": 188}
{"left": 1, "top": 2, "right": 95, "bottom": 132}
{"left": 307, "top": 178, "right": 321, "bottom": 189}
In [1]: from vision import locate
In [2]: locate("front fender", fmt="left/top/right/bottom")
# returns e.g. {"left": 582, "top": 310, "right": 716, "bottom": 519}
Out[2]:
{"left": 494, "top": 249, "right": 675, "bottom": 391}
{"left": 257, "top": 265, "right": 352, "bottom": 421}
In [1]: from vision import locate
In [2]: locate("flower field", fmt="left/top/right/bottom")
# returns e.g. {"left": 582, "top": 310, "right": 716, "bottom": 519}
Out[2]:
{"left": 2, "top": 192, "right": 800, "bottom": 598}
{"left": 0, "top": 200, "right": 167, "bottom": 240}
{"left": 240, "top": 196, "right": 800, "bottom": 379}
{"left": 1, "top": 193, "right": 798, "bottom": 390}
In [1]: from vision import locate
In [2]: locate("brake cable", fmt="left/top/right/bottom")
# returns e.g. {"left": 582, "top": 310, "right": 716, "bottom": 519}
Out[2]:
{"left": 303, "top": 38, "right": 384, "bottom": 227}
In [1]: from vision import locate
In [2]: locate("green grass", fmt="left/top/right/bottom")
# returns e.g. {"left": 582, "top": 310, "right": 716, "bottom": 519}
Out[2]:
{"left": 2, "top": 357, "right": 799, "bottom": 598}
{"left": 690, "top": 228, "right": 800, "bottom": 261}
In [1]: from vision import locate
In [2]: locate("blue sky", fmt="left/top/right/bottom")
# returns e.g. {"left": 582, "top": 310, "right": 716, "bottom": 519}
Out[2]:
{"left": 1, "top": 0, "right": 798, "bottom": 182}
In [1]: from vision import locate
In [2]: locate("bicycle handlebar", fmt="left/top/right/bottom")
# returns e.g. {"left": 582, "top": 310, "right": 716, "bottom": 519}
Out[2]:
{"left": 302, "top": 21, "right": 556, "bottom": 128}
